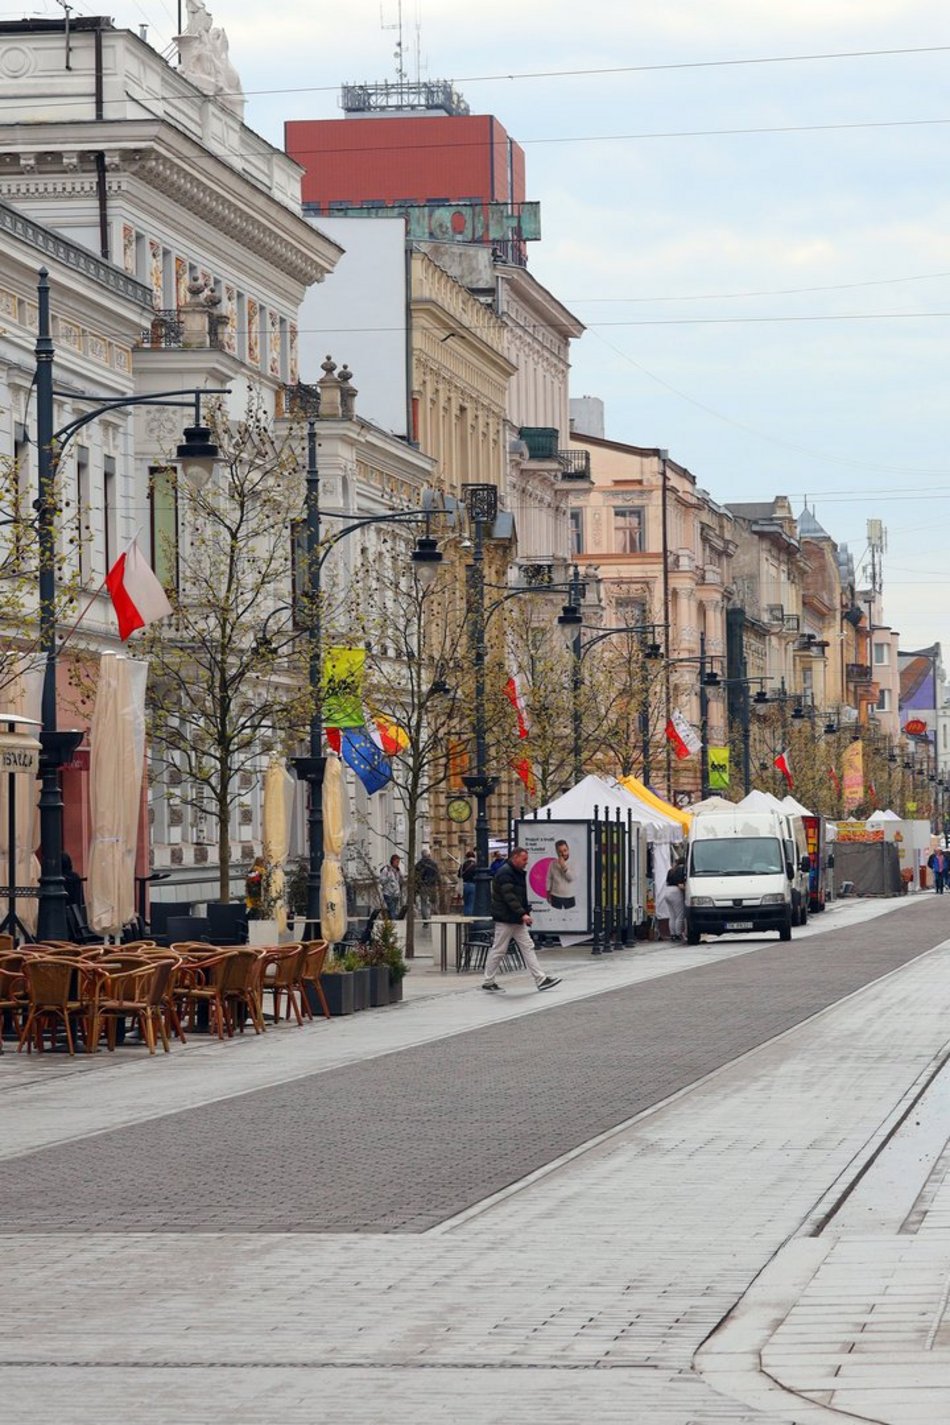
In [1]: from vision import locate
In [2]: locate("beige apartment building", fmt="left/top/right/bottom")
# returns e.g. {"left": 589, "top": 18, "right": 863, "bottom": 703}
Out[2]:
{"left": 567, "top": 432, "right": 736, "bottom": 796}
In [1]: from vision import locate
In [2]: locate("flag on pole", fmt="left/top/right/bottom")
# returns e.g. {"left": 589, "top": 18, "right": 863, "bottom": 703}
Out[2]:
{"left": 504, "top": 674, "right": 530, "bottom": 740}
{"left": 774, "top": 749, "right": 793, "bottom": 790}
{"left": 339, "top": 728, "right": 392, "bottom": 795}
{"left": 828, "top": 766, "right": 841, "bottom": 795}
{"left": 664, "top": 709, "right": 701, "bottom": 761}
{"left": 105, "top": 538, "right": 172, "bottom": 640}
{"left": 371, "top": 714, "right": 410, "bottom": 756}
{"left": 512, "top": 755, "right": 536, "bottom": 798}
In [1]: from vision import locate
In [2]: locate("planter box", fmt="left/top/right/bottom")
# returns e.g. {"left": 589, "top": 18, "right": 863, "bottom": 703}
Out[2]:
{"left": 319, "top": 972, "right": 354, "bottom": 1016}
{"left": 368, "top": 964, "right": 390, "bottom": 1007}
{"left": 351, "top": 966, "right": 371, "bottom": 1011}
{"left": 388, "top": 974, "right": 404, "bottom": 1004}
{"left": 248, "top": 919, "right": 281, "bottom": 947}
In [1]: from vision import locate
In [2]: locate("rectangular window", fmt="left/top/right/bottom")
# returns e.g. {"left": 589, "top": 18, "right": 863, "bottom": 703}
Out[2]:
{"left": 103, "top": 455, "right": 117, "bottom": 575}
{"left": 76, "top": 444, "right": 92, "bottom": 584}
{"left": 613, "top": 507, "right": 644, "bottom": 554}
{"left": 873, "top": 642, "right": 889, "bottom": 665}
{"left": 876, "top": 687, "right": 891, "bottom": 712}
{"left": 149, "top": 466, "right": 178, "bottom": 591}
{"left": 570, "top": 509, "right": 584, "bottom": 556}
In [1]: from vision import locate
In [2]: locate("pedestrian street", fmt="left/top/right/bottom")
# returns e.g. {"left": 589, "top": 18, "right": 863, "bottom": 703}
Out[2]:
{"left": 3, "top": 895, "right": 950, "bottom": 1423}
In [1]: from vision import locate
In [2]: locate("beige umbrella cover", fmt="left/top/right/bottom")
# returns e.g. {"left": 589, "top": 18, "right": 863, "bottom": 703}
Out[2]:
{"left": 262, "top": 756, "right": 294, "bottom": 932}
{"left": 88, "top": 655, "right": 147, "bottom": 934}
{"left": 320, "top": 753, "right": 347, "bottom": 943}
{"left": 0, "top": 662, "right": 43, "bottom": 934}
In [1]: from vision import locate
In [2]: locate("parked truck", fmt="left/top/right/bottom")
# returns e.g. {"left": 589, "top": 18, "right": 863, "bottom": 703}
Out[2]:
{"left": 685, "top": 806, "right": 811, "bottom": 944}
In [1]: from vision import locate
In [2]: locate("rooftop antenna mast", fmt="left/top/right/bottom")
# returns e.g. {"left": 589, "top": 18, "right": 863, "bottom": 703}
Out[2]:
{"left": 381, "top": 0, "right": 407, "bottom": 85}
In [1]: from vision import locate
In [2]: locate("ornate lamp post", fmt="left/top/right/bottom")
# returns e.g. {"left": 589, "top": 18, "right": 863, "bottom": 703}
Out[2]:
{"left": 33, "top": 268, "right": 224, "bottom": 941}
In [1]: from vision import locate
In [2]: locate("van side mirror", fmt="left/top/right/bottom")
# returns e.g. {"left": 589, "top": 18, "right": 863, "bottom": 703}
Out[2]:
{"left": 800, "top": 854, "right": 811, "bottom": 873}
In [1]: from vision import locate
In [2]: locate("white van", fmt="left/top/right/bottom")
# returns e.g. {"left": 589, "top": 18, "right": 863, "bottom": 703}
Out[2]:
{"left": 685, "top": 807, "right": 808, "bottom": 944}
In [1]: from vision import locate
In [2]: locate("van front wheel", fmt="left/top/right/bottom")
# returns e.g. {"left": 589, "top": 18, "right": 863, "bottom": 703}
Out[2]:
{"left": 779, "top": 917, "right": 792, "bottom": 942}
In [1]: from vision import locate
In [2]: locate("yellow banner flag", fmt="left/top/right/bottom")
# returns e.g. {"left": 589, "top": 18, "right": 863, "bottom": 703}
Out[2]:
{"left": 842, "top": 738, "right": 864, "bottom": 813}
{"left": 322, "top": 647, "right": 365, "bottom": 728}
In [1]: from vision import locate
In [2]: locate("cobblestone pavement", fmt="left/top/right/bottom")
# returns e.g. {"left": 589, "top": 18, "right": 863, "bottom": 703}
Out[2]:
{"left": 3, "top": 896, "right": 950, "bottom": 1423}
{"left": 0, "top": 899, "right": 943, "bottom": 1235}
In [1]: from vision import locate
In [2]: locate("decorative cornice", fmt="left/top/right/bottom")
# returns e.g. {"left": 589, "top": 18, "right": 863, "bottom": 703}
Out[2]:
{"left": 138, "top": 154, "right": 326, "bottom": 286}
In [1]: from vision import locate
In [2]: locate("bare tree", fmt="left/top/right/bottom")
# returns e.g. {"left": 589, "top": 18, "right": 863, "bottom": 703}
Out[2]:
{"left": 140, "top": 397, "right": 311, "bottom": 902}
{"left": 337, "top": 534, "right": 469, "bottom": 956}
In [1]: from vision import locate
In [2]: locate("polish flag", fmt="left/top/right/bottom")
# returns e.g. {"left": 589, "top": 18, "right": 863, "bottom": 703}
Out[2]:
{"left": 512, "top": 755, "right": 536, "bottom": 798}
{"left": 774, "top": 749, "right": 793, "bottom": 789}
{"left": 504, "top": 674, "right": 530, "bottom": 740}
{"left": 105, "top": 538, "right": 173, "bottom": 641}
{"left": 665, "top": 709, "right": 701, "bottom": 761}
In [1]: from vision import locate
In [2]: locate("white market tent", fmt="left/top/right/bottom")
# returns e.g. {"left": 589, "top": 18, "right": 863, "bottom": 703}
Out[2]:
{"left": 781, "top": 794, "right": 815, "bottom": 817}
{"left": 531, "top": 775, "right": 682, "bottom": 844}
{"left": 867, "top": 809, "right": 902, "bottom": 823}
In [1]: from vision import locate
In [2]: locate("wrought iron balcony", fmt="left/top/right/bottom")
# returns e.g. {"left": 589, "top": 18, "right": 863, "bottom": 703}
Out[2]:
{"left": 138, "top": 308, "right": 224, "bottom": 350}
{"left": 558, "top": 449, "right": 591, "bottom": 480}
{"left": 846, "top": 662, "right": 873, "bottom": 683}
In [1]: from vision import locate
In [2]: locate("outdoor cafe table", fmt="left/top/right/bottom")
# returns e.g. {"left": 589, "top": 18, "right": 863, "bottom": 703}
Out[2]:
{"left": 423, "top": 914, "right": 475, "bottom": 972}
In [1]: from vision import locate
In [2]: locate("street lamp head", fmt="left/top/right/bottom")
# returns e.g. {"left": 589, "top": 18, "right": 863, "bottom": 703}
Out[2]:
{"left": 557, "top": 602, "right": 583, "bottom": 652}
{"left": 824, "top": 720, "right": 838, "bottom": 736}
{"left": 176, "top": 423, "right": 219, "bottom": 488}
{"left": 645, "top": 641, "right": 662, "bottom": 660}
{"left": 411, "top": 533, "right": 442, "bottom": 587}
{"left": 791, "top": 704, "right": 806, "bottom": 720}
{"left": 702, "top": 668, "right": 720, "bottom": 688}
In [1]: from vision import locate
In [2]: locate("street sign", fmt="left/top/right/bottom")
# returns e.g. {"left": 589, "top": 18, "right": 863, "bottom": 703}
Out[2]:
{"left": 0, "top": 732, "right": 40, "bottom": 775}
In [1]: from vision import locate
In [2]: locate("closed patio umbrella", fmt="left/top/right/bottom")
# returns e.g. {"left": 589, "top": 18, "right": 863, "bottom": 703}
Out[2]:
{"left": 88, "top": 654, "right": 147, "bottom": 935}
{"left": 0, "top": 662, "right": 43, "bottom": 934}
{"left": 320, "top": 752, "right": 347, "bottom": 944}
{"left": 262, "top": 756, "right": 294, "bottom": 932}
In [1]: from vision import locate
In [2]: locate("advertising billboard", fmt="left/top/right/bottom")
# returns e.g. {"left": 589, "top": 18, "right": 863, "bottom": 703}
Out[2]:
{"left": 516, "top": 820, "right": 591, "bottom": 935}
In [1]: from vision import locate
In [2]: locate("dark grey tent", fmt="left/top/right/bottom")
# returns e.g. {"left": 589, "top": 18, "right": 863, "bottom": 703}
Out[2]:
{"left": 834, "top": 841, "right": 903, "bottom": 897}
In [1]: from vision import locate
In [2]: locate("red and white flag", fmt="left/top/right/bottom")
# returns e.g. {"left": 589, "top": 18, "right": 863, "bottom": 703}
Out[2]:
{"left": 774, "top": 749, "right": 793, "bottom": 789}
{"left": 504, "top": 674, "right": 530, "bottom": 740}
{"left": 665, "top": 708, "right": 701, "bottom": 761}
{"left": 105, "top": 538, "right": 172, "bottom": 641}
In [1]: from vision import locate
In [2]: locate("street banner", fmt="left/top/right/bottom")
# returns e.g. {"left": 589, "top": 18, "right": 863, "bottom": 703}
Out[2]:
{"left": 708, "top": 746, "right": 729, "bottom": 789}
{"left": 842, "top": 739, "right": 864, "bottom": 813}
{"left": 322, "top": 647, "right": 365, "bottom": 728}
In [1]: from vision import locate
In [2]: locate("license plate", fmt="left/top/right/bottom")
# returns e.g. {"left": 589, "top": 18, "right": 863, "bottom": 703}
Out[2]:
{"left": 725, "top": 920, "right": 754, "bottom": 930}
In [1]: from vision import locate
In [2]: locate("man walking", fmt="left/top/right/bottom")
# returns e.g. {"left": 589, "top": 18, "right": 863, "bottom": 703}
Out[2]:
{"left": 481, "top": 846, "right": 561, "bottom": 993}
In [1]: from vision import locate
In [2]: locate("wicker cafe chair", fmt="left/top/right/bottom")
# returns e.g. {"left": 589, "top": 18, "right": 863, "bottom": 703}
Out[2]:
{"left": 260, "top": 944, "right": 307, "bottom": 1026}
{"left": 17, "top": 956, "right": 93, "bottom": 1055}
{"left": 0, "top": 958, "right": 29, "bottom": 1052}
{"left": 172, "top": 948, "right": 239, "bottom": 1040}
{"left": 87, "top": 956, "right": 178, "bottom": 1055}
{"left": 218, "top": 949, "right": 267, "bottom": 1037}
{"left": 299, "top": 940, "right": 331, "bottom": 1021}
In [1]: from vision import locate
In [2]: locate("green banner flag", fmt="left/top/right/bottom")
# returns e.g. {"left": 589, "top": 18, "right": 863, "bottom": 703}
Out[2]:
{"left": 322, "top": 646, "right": 366, "bottom": 728}
{"left": 708, "top": 746, "right": 730, "bottom": 790}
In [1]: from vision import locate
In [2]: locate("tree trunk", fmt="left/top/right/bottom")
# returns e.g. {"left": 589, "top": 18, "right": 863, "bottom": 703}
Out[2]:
{"left": 217, "top": 789, "right": 230, "bottom": 903}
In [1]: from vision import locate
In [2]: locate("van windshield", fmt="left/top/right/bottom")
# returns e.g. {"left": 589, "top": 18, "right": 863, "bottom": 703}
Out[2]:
{"left": 690, "top": 837, "right": 784, "bottom": 877}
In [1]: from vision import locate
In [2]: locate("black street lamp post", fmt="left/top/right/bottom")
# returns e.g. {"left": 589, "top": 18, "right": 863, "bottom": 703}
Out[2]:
{"left": 461, "top": 483, "right": 498, "bottom": 919}
{"left": 556, "top": 574, "right": 662, "bottom": 785}
{"left": 33, "top": 268, "right": 225, "bottom": 941}
{"left": 287, "top": 390, "right": 445, "bottom": 939}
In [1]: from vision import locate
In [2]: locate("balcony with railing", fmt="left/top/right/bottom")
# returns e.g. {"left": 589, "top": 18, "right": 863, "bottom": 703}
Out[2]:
{"left": 517, "top": 429, "right": 591, "bottom": 480}
{"left": 137, "top": 309, "right": 225, "bottom": 351}
{"left": 846, "top": 662, "right": 873, "bottom": 685}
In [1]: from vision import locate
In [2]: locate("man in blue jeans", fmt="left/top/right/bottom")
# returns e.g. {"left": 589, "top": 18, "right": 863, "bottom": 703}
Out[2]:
{"left": 481, "top": 847, "right": 561, "bottom": 993}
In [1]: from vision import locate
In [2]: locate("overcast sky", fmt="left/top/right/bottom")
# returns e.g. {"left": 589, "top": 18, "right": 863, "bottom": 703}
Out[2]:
{"left": 59, "top": 0, "right": 950, "bottom": 650}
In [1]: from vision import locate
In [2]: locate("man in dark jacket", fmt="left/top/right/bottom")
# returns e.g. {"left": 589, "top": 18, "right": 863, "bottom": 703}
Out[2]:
{"left": 482, "top": 847, "right": 561, "bottom": 993}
